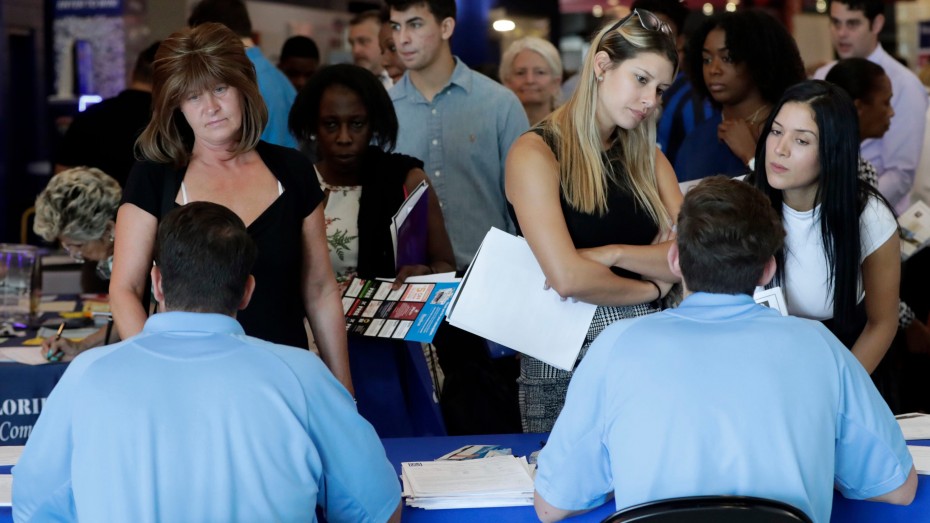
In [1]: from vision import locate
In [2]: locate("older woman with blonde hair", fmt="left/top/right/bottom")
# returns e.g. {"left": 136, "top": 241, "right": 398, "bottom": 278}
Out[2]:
{"left": 111, "top": 23, "right": 352, "bottom": 393}
{"left": 500, "top": 36, "right": 563, "bottom": 126}
{"left": 34, "top": 166, "right": 122, "bottom": 360}
{"left": 506, "top": 10, "right": 682, "bottom": 432}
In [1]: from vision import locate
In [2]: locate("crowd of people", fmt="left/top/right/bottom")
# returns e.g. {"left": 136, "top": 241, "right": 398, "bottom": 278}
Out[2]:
{"left": 11, "top": 0, "right": 930, "bottom": 521}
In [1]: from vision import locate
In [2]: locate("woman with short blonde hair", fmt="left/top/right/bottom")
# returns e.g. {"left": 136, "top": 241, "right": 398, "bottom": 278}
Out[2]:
{"left": 34, "top": 166, "right": 122, "bottom": 360}
{"left": 500, "top": 37, "right": 563, "bottom": 125}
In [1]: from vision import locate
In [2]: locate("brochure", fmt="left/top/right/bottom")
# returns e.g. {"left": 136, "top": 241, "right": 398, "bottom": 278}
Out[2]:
{"left": 342, "top": 276, "right": 458, "bottom": 343}
{"left": 899, "top": 200, "right": 930, "bottom": 260}
{"left": 391, "top": 180, "right": 430, "bottom": 270}
{"left": 752, "top": 286, "right": 788, "bottom": 316}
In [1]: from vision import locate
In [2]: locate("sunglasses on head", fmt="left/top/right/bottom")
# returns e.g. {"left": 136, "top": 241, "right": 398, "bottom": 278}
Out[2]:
{"left": 607, "top": 9, "right": 672, "bottom": 36}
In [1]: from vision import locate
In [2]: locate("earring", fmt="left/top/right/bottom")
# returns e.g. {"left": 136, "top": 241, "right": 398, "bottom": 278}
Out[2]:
{"left": 109, "top": 233, "right": 115, "bottom": 243}
{"left": 597, "top": 75, "right": 604, "bottom": 82}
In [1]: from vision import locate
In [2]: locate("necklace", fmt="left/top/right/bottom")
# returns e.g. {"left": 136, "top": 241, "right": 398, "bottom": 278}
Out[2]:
{"left": 723, "top": 104, "right": 770, "bottom": 126}
{"left": 744, "top": 104, "right": 770, "bottom": 126}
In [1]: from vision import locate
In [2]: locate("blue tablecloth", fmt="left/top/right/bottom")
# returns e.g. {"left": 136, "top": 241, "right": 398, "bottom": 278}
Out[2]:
{"left": 381, "top": 433, "right": 930, "bottom": 523}
{"left": 0, "top": 303, "right": 80, "bottom": 447}
{"left": 0, "top": 362, "right": 68, "bottom": 446}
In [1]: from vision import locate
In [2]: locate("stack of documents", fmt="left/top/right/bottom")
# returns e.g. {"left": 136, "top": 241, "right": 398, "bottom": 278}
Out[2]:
{"left": 0, "top": 445, "right": 23, "bottom": 507}
{"left": 907, "top": 446, "right": 930, "bottom": 475}
{"left": 896, "top": 413, "right": 930, "bottom": 441}
{"left": 401, "top": 455, "right": 535, "bottom": 509}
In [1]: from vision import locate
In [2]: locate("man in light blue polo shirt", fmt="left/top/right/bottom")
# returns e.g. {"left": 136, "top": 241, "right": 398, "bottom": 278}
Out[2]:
{"left": 386, "top": 0, "right": 528, "bottom": 271}
{"left": 535, "top": 176, "right": 916, "bottom": 523}
{"left": 13, "top": 202, "right": 400, "bottom": 523}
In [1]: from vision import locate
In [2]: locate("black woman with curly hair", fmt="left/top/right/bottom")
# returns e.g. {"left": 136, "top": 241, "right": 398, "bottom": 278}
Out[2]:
{"left": 675, "top": 9, "right": 805, "bottom": 182}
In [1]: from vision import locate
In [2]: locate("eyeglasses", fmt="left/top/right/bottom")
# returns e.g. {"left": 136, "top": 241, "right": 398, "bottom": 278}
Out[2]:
{"left": 61, "top": 242, "right": 85, "bottom": 263}
{"left": 607, "top": 9, "right": 672, "bottom": 37}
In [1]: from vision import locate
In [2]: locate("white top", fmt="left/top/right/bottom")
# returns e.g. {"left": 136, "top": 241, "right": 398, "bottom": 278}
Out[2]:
{"left": 315, "top": 167, "right": 361, "bottom": 291}
{"left": 782, "top": 194, "right": 897, "bottom": 320}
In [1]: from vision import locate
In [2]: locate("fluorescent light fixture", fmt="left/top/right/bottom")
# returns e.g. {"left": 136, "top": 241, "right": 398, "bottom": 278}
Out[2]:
{"left": 493, "top": 19, "right": 516, "bottom": 32}
{"left": 78, "top": 95, "right": 102, "bottom": 112}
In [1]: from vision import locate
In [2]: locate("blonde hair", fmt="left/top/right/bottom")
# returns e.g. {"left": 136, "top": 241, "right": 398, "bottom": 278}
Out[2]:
{"left": 137, "top": 23, "right": 267, "bottom": 167}
{"left": 543, "top": 15, "right": 677, "bottom": 225}
{"left": 34, "top": 167, "right": 121, "bottom": 242}
{"left": 499, "top": 37, "right": 564, "bottom": 109}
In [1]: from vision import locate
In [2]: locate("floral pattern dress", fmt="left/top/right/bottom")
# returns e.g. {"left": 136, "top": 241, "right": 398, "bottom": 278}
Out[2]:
{"left": 316, "top": 167, "right": 362, "bottom": 293}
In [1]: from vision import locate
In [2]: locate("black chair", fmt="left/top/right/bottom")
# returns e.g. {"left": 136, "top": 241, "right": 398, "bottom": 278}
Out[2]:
{"left": 601, "top": 495, "right": 813, "bottom": 523}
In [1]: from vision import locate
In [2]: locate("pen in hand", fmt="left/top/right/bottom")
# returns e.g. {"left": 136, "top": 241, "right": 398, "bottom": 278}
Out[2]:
{"left": 46, "top": 323, "right": 65, "bottom": 362}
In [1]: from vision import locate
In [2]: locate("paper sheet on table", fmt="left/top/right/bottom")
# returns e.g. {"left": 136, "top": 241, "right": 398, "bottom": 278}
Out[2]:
{"left": 445, "top": 228, "right": 596, "bottom": 371}
{"left": 402, "top": 455, "right": 533, "bottom": 496}
{"left": 0, "top": 346, "right": 50, "bottom": 365}
{"left": 907, "top": 446, "right": 930, "bottom": 475}
{"left": 38, "top": 300, "right": 77, "bottom": 313}
{"left": 897, "top": 413, "right": 930, "bottom": 441}
{"left": 0, "top": 446, "right": 24, "bottom": 466}
{"left": 0, "top": 475, "right": 10, "bottom": 506}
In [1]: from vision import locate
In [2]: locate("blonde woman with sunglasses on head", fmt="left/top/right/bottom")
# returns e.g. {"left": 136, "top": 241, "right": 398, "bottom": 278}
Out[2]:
{"left": 506, "top": 10, "right": 683, "bottom": 433}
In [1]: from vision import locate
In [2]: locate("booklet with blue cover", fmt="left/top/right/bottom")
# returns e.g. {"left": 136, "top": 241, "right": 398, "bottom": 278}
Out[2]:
{"left": 341, "top": 275, "right": 459, "bottom": 343}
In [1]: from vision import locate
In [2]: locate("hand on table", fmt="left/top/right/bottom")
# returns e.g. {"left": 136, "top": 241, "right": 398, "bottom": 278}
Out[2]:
{"left": 40, "top": 337, "right": 80, "bottom": 363}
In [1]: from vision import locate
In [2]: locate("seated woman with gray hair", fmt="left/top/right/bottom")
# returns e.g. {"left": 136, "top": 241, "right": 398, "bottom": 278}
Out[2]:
{"left": 500, "top": 36, "right": 563, "bottom": 126}
{"left": 34, "top": 166, "right": 121, "bottom": 361}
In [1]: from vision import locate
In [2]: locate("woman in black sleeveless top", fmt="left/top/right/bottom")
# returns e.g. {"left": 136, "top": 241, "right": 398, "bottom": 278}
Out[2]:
{"left": 505, "top": 11, "right": 683, "bottom": 433}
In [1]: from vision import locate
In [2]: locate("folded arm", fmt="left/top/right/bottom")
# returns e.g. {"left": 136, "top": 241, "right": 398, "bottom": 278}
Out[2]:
{"left": 506, "top": 134, "right": 667, "bottom": 306}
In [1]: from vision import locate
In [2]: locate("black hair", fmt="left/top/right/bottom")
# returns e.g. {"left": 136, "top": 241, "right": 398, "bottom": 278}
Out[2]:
{"left": 631, "top": 0, "right": 689, "bottom": 36}
{"left": 288, "top": 63, "right": 398, "bottom": 152}
{"left": 155, "top": 202, "right": 257, "bottom": 315}
{"left": 280, "top": 36, "right": 320, "bottom": 61}
{"left": 385, "top": 0, "right": 456, "bottom": 22}
{"left": 824, "top": 57, "right": 886, "bottom": 103}
{"left": 829, "top": 0, "right": 885, "bottom": 23}
{"left": 677, "top": 176, "right": 785, "bottom": 295}
{"left": 131, "top": 41, "right": 161, "bottom": 84}
{"left": 748, "top": 80, "right": 892, "bottom": 341}
{"left": 188, "top": 0, "right": 252, "bottom": 38}
{"left": 687, "top": 9, "right": 806, "bottom": 107}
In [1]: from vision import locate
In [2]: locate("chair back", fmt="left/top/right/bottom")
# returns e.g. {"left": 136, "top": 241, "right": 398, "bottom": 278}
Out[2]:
{"left": 601, "top": 495, "right": 813, "bottom": 523}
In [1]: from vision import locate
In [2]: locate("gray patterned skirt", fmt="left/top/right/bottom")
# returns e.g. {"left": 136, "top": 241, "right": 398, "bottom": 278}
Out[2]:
{"left": 518, "top": 302, "right": 659, "bottom": 433}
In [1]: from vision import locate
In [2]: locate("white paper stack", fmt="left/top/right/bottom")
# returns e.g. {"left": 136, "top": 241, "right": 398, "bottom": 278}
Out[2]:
{"left": 896, "top": 413, "right": 930, "bottom": 441}
{"left": 907, "top": 446, "right": 930, "bottom": 475}
{"left": 401, "top": 455, "right": 535, "bottom": 509}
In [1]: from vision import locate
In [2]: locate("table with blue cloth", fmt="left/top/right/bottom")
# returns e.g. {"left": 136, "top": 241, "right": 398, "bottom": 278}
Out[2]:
{"left": 0, "top": 361, "right": 67, "bottom": 446}
{"left": 1, "top": 436, "right": 927, "bottom": 521}
{"left": 0, "top": 303, "right": 78, "bottom": 446}
{"left": 381, "top": 433, "right": 930, "bottom": 523}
